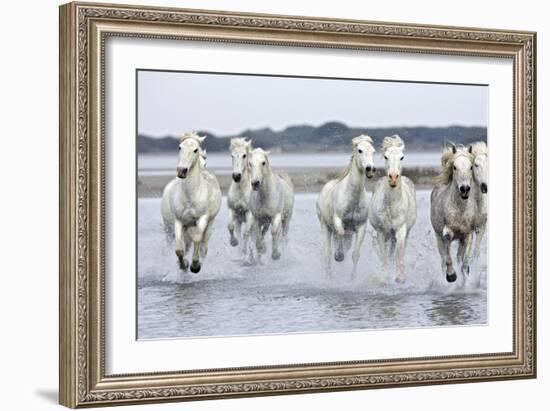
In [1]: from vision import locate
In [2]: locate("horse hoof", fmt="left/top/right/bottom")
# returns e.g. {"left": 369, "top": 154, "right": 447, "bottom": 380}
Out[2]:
{"left": 178, "top": 258, "right": 189, "bottom": 271}
{"left": 272, "top": 251, "right": 281, "bottom": 260}
{"left": 446, "top": 272, "right": 457, "bottom": 283}
{"left": 230, "top": 238, "right": 239, "bottom": 247}
{"left": 190, "top": 262, "right": 201, "bottom": 273}
{"left": 443, "top": 233, "right": 452, "bottom": 242}
{"left": 334, "top": 252, "right": 344, "bottom": 262}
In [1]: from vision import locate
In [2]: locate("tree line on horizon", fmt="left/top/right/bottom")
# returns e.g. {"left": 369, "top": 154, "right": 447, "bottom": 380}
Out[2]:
{"left": 137, "top": 122, "right": 487, "bottom": 153}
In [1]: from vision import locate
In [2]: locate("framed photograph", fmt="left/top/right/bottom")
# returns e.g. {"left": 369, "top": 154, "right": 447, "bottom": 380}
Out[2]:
{"left": 59, "top": 2, "right": 537, "bottom": 408}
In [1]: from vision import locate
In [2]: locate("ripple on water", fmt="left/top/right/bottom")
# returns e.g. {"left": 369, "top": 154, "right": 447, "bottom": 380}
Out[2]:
{"left": 137, "top": 192, "right": 487, "bottom": 340}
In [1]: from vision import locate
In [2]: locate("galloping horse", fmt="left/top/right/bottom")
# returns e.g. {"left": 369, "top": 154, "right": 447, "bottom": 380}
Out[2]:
{"left": 469, "top": 141, "right": 488, "bottom": 259}
{"left": 161, "top": 132, "right": 221, "bottom": 273}
{"left": 430, "top": 143, "right": 477, "bottom": 283}
{"left": 248, "top": 148, "right": 295, "bottom": 261}
{"left": 369, "top": 135, "right": 417, "bottom": 283}
{"left": 227, "top": 137, "right": 255, "bottom": 262}
{"left": 316, "top": 135, "right": 376, "bottom": 279}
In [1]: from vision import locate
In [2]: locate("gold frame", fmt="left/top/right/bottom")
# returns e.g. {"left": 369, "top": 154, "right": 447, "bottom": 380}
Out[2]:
{"left": 59, "top": 1, "right": 537, "bottom": 408}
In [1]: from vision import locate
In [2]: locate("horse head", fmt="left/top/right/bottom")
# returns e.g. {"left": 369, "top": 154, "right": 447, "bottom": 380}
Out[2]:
{"left": 177, "top": 132, "right": 206, "bottom": 179}
{"left": 469, "top": 142, "right": 488, "bottom": 194}
{"left": 352, "top": 135, "right": 376, "bottom": 178}
{"left": 230, "top": 137, "right": 252, "bottom": 183}
{"left": 249, "top": 148, "right": 270, "bottom": 191}
{"left": 382, "top": 134, "right": 405, "bottom": 188}
{"left": 449, "top": 144, "right": 474, "bottom": 200}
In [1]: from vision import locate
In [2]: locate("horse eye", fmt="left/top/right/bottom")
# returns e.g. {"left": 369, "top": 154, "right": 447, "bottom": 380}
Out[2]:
{"left": 243, "top": 154, "right": 246, "bottom": 159}
{"left": 262, "top": 161, "right": 266, "bottom": 166}
{"left": 178, "top": 147, "right": 181, "bottom": 151}
{"left": 384, "top": 155, "right": 388, "bottom": 160}
{"left": 453, "top": 166, "right": 457, "bottom": 170}
{"left": 400, "top": 156, "right": 404, "bottom": 160}
{"left": 194, "top": 148, "right": 198, "bottom": 153}
{"left": 358, "top": 149, "right": 363, "bottom": 154}
{"left": 475, "top": 164, "right": 479, "bottom": 168}
{"left": 470, "top": 166, "right": 473, "bottom": 170}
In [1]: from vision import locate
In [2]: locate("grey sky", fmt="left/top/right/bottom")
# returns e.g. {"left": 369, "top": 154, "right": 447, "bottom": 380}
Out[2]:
{"left": 138, "top": 70, "right": 487, "bottom": 137}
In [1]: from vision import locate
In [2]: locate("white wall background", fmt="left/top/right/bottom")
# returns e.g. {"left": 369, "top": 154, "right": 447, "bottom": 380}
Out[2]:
{"left": 0, "top": 0, "right": 546, "bottom": 409}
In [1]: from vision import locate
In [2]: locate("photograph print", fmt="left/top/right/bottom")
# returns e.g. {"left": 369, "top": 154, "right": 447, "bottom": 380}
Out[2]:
{"left": 136, "top": 70, "right": 488, "bottom": 340}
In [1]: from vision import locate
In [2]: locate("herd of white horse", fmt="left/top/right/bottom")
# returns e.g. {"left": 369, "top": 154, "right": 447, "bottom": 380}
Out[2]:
{"left": 161, "top": 131, "right": 488, "bottom": 284}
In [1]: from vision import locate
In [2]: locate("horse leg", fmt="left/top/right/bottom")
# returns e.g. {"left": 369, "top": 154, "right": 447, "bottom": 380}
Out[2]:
{"left": 190, "top": 215, "right": 208, "bottom": 273}
{"left": 319, "top": 221, "right": 333, "bottom": 278}
{"left": 473, "top": 223, "right": 486, "bottom": 260}
{"left": 351, "top": 224, "right": 367, "bottom": 280}
{"left": 242, "top": 211, "right": 254, "bottom": 263}
{"left": 271, "top": 213, "right": 282, "bottom": 260}
{"left": 457, "top": 239, "right": 465, "bottom": 265}
{"left": 282, "top": 217, "right": 290, "bottom": 244}
{"left": 333, "top": 216, "right": 345, "bottom": 262}
{"left": 227, "top": 208, "right": 238, "bottom": 247}
{"left": 200, "top": 221, "right": 214, "bottom": 258}
{"left": 255, "top": 222, "right": 268, "bottom": 255}
{"left": 437, "top": 234, "right": 456, "bottom": 282}
{"left": 375, "top": 230, "right": 388, "bottom": 276}
{"left": 174, "top": 219, "right": 189, "bottom": 271}
{"left": 394, "top": 225, "right": 408, "bottom": 283}
{"left": 461, "top": 232, "right": 474, "bottom": 278}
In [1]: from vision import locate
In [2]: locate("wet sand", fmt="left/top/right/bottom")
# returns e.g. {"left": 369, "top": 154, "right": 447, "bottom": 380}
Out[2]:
{"left": 138, "top": 166, "right": 439, "bottom": 197}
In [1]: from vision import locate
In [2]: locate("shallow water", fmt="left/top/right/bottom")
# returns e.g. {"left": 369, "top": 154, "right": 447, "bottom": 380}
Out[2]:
{"left": 137, "top": 191, "right": 487, "bottom": 340}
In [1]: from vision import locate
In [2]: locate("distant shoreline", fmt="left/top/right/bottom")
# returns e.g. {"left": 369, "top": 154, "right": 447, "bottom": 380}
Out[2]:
{"left": 137, "top": 166, "right": 439, "bottom": 198}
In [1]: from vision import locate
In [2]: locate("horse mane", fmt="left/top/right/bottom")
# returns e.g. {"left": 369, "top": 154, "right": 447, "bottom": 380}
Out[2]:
{"left": 382, "top": 134, "right": 404, "bottom": 152}
{"left": 180, "top": 131, "right": 204, "bottom": 143}
{"left": 250, "top": 147, "right": 270, "bottom": 160}
{"left": 437, "top": 144, "right": 473, "bottom": 184}
{"left": 336, "top": 135, "right": 374, "bottom": 181}
{"left": 335, "top": 157, "right": 353, "bottom": 181}
{"left": 469, "top": 141, "right": 487, "bottom": 157}
{"left": 230, "top": 137, "right": 251, "bottom": 150}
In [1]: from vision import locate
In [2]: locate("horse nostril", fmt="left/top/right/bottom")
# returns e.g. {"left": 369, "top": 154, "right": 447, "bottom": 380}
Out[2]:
{"left": 251, "top": 180, "right": 260, "bottom": 188}
{"left": 480, "top": 182, "right": 488, "bottom": 193}
{"left": 460, "top": 185, "right": 470, "bottom": 193}
{"left": 232, "top": 173, "right": 241, "bottom": 182}
{"left": 365, "top": 166, "right": 372, "bottom": 172}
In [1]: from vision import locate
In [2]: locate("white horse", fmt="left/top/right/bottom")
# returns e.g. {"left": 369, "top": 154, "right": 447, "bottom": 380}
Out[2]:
{"left": 469, "top": 141, "right": 488, "bottom": 259}
{"left": 227, "top": 137, "right": 255, "bottom": 262}
{"left": 316, "top": 135, "right": 376, "bottom": 279}
{"left": 430, "top": 143, "right": 477, "bottom": 283}
{"left": 369, "top": 135, "right": 417, "bottom": 283}
{"left": 161, "top": 132, "right": 222, "bottom": 273}
{"left": 248, "top": 148, "right": 294, "bottom": 261}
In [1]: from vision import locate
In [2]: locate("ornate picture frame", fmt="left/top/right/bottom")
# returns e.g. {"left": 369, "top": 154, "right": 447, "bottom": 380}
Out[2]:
{"left": 59, "top": 1, "right": 536, "bottom": 408}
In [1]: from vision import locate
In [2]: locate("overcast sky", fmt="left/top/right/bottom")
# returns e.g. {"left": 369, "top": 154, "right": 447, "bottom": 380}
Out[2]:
{"left": 138, "top": 70, "right": 487, "bottom": 137}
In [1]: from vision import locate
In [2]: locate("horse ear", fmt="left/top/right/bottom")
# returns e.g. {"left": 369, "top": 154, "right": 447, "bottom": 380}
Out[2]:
{"left": 468, "top": 145, "right": 473, "bottom": 154}
{"left": 198, "top": 135, "right": 207, "bottom": 144}
{"left": 450, "top": 143, "right": 457, "bottom": 154}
